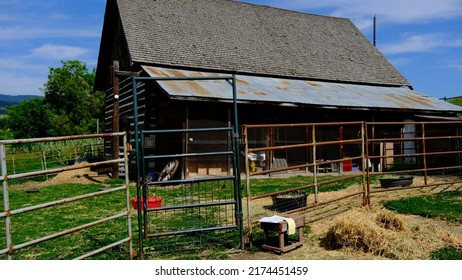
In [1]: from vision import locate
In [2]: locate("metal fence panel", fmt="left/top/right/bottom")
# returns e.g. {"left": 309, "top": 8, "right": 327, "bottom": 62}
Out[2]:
{"left": 0, "top": 132, "right": 132, "bottom": 260}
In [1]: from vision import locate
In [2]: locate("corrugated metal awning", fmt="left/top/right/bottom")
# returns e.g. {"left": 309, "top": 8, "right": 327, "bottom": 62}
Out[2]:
{"left": 142, "top": 66, "right": 462, "bottom": 113}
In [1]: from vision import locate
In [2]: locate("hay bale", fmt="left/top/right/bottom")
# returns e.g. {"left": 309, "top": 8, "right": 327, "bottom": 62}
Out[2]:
{"left": 324, "top": 210, "right": 387, "bottom": 255}
{"left": 376, "top": 211, "right": 408, "bottom": 232}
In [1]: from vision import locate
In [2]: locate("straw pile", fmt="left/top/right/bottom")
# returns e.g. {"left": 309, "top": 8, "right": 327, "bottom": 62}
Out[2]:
{"left": 323, "top": 207, "right": 462, "bottom": 259}
{"left": 375, "top": 211, "right": 408, "bottom": 232}
{"left": 324, "top": 209, "right": 389, "bottom": 255}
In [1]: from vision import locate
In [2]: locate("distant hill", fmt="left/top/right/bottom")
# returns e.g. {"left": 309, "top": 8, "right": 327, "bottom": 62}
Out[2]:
{"left": 0, "top": 94, "right": 42, "bottom": 114}
{"left": 446, "top": 96, "right": 462, "bottom": 107}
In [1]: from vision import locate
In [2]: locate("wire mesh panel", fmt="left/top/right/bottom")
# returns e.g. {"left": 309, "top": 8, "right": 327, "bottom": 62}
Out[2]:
{"left": 131, "top": 75, "right": 243, "bottom": 258}
{"left": 136, "top": 128, "right": 241, "bottom": 257}
{"left": 145, "top": 178, "right": 237, "bottom": 236}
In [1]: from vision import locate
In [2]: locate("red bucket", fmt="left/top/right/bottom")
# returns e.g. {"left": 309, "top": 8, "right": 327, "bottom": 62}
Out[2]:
{"left": 131, "top": 196, "right": 162, "bottom": 210}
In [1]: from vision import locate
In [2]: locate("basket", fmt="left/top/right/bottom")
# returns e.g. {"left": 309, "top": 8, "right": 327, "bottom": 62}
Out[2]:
{"left": 271, "top": 191, "right": 308, "bottom": 211}
{"left": 131, "top": 196, "right": 162, "bottom": 210}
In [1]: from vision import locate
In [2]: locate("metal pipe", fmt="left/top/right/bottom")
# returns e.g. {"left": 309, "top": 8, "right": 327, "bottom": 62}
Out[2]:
{"left": 122, "top": 133, "right": 133, "bottom": 260}
{"left": 0, "top": 132, "right": 125, "bottom": 145}
{"left": 5, "top": 212, "right": 128, "bottom": 254}
{"left": 370, "top": 180, "right": 462, "bottom": 194}
{"left": 146, "top": 175, "right": 235, "bottom": 186}
{"left": 143, "top": 151, "right": 233, "bottom": 160}
{"left": 367, "top": 135, "right": 462, "bottom": 143}
{"left": 132, "top": 76, "right": 144, "bottom": 259}
{"left": 146, "top": 200, "right": 236, "bottom": 212}
{"left": 1, "top": 143, "right": 12, "bottom": 259}
{"left": 373, "top": 15, "right": 377, "bottom": 46}
{"left": 244, "top": 121, "right": 364, "bottom": 129}
{"left": 312, "top": 125, "right": 318, "bottom": 203}
{"left": 74, "top": 237, "right": 131, "bottom": 260}
{"left": 142, "top": 127, "right": 232, "bottom": 134}
{"left": 147, "top": 225, "right": 238, "bottom": 238}
{"left": 231, "top": 74, "right": 245, "bottom": 250}
{"left": 364, "top": 122, "right": 371, "bottom": 206}
{"left": 248, "top": 138, "right": 361, "bottom": 153}
{"left": 0, "top": 158, "right": 124, "bottom": 181}
{"left": 243, "top": 125, "right": 253, "bottom": 245}
{"left": 422, "top": 123, "right": 428, "bottom": 185}
{"left": 284, "top": 191, "right": 364, "bottom": 214}
{"left": 249, "top": 174, "right": 362, "bottom": 201}
{"left": 1, "top": 186, "right": 126, "bottom": 218}
{"left": 249, "top": 156, "right": 363, "bottom": 177}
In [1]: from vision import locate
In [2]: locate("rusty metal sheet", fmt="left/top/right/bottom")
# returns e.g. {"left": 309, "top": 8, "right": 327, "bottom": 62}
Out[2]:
{"left": 142, "top": 66, "right": 462, "bottom": 112}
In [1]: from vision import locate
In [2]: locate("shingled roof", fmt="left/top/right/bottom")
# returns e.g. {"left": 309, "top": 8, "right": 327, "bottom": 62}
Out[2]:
{"left": 106, "top": 0, "right": 410, "bottom": 87}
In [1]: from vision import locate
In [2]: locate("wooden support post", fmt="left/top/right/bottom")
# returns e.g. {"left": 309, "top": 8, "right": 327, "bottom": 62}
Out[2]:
{"left": 112, "top": 60, "right": 120, "bottom": 177}
{"left": 110, "top": 61, "right": 140, "bottom": 178}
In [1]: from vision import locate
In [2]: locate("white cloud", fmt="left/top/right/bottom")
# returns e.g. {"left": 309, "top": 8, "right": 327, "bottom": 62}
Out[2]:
{"left": 0, "top": 26, "right": 101, "bottom": 41}
{"left": 446, "top": 61, "right": 462, "bottom": 72}
{"left": 0, "top": 71, "right": 45, "bottom": 95}
{"left": 380, "top": 33, "right": 462, "bottom": 55}
{"left": 259, "top": 0, "right": 462, "bottom": 23}
{"left": 250, "top": 0, "right": 462, "bottom": 33}
{"left": 387, "top": 57, "right": 412, "bottom": 67}
{"left": 29, "top": 44, "right": 89, "bottom": 60}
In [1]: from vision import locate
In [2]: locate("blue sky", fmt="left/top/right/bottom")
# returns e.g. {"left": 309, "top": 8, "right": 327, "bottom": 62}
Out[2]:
{"left": 1, "top": 0, "right": 461, "bottom": 99}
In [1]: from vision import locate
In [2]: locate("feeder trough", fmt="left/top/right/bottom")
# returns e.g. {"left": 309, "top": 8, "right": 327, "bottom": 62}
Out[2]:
{"left": 271, "top": 191, "right": 308, "bottom": 211}
{"left": 131, "top": 196, "right": 162, "bottom": 210}
{"left": 379, "top": 177, "right": 413, "bottom": 188}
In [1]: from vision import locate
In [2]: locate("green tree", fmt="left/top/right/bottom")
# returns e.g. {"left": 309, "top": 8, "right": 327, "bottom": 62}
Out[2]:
{"left": 6, "top": 98, "right": 47, "bottom": 139}
{"left": 41, "top": 60, "right": 105, "bottom": 136}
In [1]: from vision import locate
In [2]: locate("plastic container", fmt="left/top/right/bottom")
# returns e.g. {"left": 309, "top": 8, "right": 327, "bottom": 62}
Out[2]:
{"left": 379, "top": 177, "right": 413, "bottom": 188}
{"left": 131, "top": 196, "right": 162, "bottom": 210}
{"left": 343, "top": 159, "right": 352, "bottom": 172}
{"left": 147, "top": 172, "right": 156, "bottom": 181}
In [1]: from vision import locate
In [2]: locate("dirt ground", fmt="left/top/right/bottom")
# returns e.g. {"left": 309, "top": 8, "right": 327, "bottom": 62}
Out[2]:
{"left": 230, "top": 175, "right": 462, "bottom": 260}
{"left": 13, "top": 162, "right": 112, "bottom": 190}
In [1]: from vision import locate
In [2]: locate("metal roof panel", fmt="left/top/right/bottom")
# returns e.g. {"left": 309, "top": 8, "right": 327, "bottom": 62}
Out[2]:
{"left": 142, "top": 66, "right": 462, "bottom": 113}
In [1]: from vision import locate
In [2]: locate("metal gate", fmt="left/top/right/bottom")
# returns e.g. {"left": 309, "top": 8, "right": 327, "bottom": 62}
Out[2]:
{"left": 131, "top": 75, "right": 243, "bottom": 258}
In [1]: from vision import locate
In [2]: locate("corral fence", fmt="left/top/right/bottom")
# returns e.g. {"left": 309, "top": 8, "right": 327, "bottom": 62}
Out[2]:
{"left": 0, "top": 132, "right": 132, "bottom": 260}
{"left": 242, "top": 120, "right": 462, "bottom": 241}
{"left": 365, "top": 121, "right": 462, "bottom": 202}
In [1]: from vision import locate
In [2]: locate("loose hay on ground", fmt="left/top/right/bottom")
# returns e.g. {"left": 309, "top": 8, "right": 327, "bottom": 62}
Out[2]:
{"left": 324, "top": 209, "right": 387, "bottom": 255}
{"left": 322, "top": 207, "right": 462, "bottom": 259}
{"left": 376, "top": 210, "right": 408, "bottom": 232}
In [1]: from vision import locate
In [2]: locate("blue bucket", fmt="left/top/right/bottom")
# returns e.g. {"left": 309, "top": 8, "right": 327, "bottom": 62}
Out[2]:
{"left": 147, "top": 172, "right": 156, "bottom": 181}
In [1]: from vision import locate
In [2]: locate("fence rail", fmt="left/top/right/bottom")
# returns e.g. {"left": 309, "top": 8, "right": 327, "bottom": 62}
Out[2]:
{"left": 0, "top": 132, "right": 132, "bottom": 260}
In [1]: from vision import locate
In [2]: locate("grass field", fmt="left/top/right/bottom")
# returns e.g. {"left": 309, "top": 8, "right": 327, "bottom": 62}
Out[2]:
{"left": 383, "top": 190, "right": 462, "bottom": 259}
{"left": 0, "top": 179, "right": 132, "bottom": 260}
{"left": 1, "top": 174, "right": 461, "bottom": 259}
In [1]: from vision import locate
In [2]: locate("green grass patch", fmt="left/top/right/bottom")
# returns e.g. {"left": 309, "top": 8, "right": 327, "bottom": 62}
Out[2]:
{"left": 0, "top": 181, "right": 133, "bottom": 260}
{"left": 448, "top": 97, "right": 462, "bottom": 107}
{"left": 383, "top": 191, "right": 462, "bottom": 223}
{"left": 430, "top": 246, "right": 462, "bottom": 260}
{"left": 1, "top": 178, "right": 242, "bottom": 259}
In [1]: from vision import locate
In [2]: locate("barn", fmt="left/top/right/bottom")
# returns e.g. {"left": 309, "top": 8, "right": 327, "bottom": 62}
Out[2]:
{"left": 95, "top": 0, "right": 462, "bottom": 178}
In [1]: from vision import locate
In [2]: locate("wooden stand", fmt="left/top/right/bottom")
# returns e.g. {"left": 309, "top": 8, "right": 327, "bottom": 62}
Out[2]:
{"left": 260, "top": 213, "right": 305, "bottom": 254}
